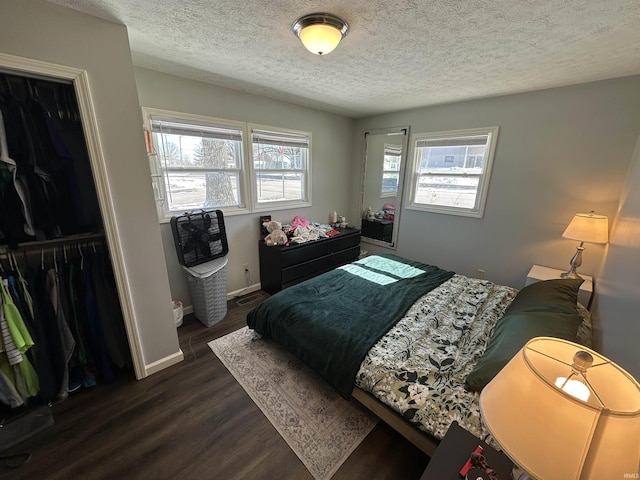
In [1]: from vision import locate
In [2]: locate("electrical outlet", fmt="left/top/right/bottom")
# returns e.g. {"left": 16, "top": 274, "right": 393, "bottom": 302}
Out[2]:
{"left": 242, "top": 263, "right": 249, "bottom": 272}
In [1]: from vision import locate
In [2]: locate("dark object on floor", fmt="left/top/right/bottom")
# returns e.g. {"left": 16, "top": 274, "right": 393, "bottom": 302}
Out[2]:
{"left": 0, "top": 405, "right": 54, "bottom": 468}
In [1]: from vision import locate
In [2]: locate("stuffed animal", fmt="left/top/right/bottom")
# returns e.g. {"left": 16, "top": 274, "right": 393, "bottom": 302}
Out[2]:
{"left": 263, "top": 220, "right": 288, "bottom": 246}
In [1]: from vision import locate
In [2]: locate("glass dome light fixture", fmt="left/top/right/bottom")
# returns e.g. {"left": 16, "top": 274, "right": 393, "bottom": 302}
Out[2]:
{"left": 292, "top": 13, "right": 349, "bottom": 55}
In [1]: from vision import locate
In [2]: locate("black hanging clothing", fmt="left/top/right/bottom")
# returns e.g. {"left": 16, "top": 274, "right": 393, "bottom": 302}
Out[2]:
{"left": 25, "top": 266, "right": 64, "bottom": 404}
{"left": 0, "top": 107, "right": 33, "bottom": 249}
{"left": 91, "top": 252, "right": 131, "bottom": 369}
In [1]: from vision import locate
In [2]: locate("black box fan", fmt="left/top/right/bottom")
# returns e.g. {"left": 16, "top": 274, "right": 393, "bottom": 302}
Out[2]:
{"left": 170, "top": 209, "right": 229, "bottom": 267}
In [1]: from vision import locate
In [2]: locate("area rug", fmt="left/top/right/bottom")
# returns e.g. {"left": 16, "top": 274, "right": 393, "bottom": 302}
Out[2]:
{"left": 208, "top": 327, "right": 378, "bottom": 480}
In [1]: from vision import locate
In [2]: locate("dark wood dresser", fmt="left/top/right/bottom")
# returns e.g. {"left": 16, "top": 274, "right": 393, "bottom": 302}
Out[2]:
{"left": 361, "top": 218, "right": 393, "bottom": 242}
{"left": 258, "top": 227, "right": 361, "bottom": 295}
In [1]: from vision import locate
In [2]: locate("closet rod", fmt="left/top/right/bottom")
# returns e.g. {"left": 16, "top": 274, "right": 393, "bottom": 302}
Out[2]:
{"left": 0, "top": 232, "right": 106, "bottom": 254}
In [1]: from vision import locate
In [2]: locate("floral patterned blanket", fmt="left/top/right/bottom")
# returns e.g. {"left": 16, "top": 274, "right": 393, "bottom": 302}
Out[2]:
{"left": 355, "top": 274, "right": 591, "bottom": 444}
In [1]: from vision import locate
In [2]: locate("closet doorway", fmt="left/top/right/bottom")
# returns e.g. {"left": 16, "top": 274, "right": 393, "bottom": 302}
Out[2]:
{"left": 0, "top": 52, "right": 144, "bottom": 384}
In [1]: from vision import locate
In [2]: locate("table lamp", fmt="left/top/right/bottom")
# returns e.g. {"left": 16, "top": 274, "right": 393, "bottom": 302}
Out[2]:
{"left": 561, "top": 211, "right": 608, "bottom": 279}
{"left": 480, "top": 337, "right": 640, "bottom": 480}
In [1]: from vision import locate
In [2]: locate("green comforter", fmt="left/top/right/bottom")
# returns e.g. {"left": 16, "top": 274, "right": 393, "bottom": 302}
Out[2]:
{"left": 246, "top": 254, "right": 454, "bottom": 398}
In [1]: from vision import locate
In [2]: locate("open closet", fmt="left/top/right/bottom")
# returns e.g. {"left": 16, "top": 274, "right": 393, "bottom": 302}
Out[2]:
{"left": 0, "top": 71, "right": 132, "bottom": 417}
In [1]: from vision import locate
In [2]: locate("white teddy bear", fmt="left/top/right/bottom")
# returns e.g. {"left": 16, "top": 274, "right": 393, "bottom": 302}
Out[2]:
{"left": 263, "top": 220, "right": 288, "bottom": 246}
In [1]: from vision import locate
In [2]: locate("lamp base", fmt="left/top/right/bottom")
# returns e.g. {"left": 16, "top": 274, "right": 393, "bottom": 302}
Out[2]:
{"left": 561, "top": 244, "right": 585, "bottom": 280}
{"left": 560, "top": 269, "right": 583, "bottom": 280}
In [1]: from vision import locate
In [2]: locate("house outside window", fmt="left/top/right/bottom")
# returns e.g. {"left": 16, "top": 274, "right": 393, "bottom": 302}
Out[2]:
{"left": 407, "top": 126, "right": 499, "bottom": 218}
{"left": 250, "top": 126, "right": 311, "bottom": 211}
{"left": 381, "top": 144, "right": 401, "bottom": 196}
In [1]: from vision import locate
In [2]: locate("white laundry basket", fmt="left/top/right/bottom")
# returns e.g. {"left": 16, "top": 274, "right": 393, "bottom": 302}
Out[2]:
{"left": 183, "top": 256, "right": 228, "bottom": 327}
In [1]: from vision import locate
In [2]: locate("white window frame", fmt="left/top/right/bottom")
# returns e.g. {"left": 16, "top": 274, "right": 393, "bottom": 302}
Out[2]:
{"left": 249, "top": 124, "right": 312, "bottom": 213}
{"left": 406, "top": 126, "right": 499, "bottom": 218}
{"left": 142, "top": 107, "right": 251, "bottom": 222}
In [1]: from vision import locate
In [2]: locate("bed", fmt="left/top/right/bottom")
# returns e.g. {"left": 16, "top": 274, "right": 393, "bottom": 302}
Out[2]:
{"left": 247, "top": 253, "right": 592, "bottom": 455}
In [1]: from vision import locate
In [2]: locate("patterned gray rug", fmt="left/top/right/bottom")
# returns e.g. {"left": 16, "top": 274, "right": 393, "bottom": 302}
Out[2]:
{"left": 208, "top": 327, "right": 378, "bottom": 480}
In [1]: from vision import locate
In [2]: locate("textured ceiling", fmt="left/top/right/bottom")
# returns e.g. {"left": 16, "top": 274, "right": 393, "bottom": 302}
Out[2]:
{"left": 48, "top": 0, "right": 640, "bottom": 118}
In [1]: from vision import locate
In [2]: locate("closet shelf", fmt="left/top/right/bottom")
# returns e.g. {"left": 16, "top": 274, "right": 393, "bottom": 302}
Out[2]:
{"left": 0, "top": 232, "right": 106, "bottom": 253}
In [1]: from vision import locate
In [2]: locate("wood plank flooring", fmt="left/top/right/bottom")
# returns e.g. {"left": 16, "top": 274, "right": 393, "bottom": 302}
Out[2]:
{"left": 0, "top": 293, "right": 428, "bottom": 479}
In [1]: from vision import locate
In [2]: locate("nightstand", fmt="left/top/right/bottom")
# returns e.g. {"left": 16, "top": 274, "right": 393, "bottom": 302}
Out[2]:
{"left": 525, "top": 264, "right": 594, "bottom": 309}
{"left": 419, "top": 422, "right": 513, "bottom": 479}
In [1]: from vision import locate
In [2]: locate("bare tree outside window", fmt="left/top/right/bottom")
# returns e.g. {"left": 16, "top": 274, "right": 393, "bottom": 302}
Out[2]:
{"left": 193, "top": 139, "right": 237, "bottom": 207}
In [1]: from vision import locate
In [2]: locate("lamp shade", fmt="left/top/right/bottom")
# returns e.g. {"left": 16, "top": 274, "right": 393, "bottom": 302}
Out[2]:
{"left": 562, "top": 212, "right": 609, "bottom": 244}
{"left": 293, "top": 13, "right": 349, "bottom": 55}
{"left": 480, "top": 337, "right": 640, "bottom": 480}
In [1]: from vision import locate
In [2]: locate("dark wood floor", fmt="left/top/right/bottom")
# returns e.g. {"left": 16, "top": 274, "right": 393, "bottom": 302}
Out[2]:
{"left": 0, "top": 293, "right": 428, "bottom": 479}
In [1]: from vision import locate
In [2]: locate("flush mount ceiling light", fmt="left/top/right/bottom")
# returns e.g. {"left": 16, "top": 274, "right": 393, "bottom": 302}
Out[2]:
{"left": 292, "top": 13, "right": 349, "bottom": 55}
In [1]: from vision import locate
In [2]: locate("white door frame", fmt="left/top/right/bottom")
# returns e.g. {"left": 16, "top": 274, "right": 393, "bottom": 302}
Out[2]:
{"left": 0, "top": 52, "right": 146, "bottom": 379}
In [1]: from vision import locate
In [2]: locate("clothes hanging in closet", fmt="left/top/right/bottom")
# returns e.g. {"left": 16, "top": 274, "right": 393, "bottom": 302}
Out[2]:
{"left": 0, "top": 74, "right": 92, "bottom": 249}
{"left": 0, "top": 246, "right": 132, "bottom": 408}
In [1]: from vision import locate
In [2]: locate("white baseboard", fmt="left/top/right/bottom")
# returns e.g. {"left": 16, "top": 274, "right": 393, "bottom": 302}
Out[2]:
{"left": 227, "top": 282, "right": 262, "bottom": 300}
{"left": 143, "top": 350, "right": 184, "bottom": 377}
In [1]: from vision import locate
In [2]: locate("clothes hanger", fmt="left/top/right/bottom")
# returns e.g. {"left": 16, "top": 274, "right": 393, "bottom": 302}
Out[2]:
{"left": 53, "top": 85, "right": 66, "bottom": 121}
{"left": 27, "top": 78, "right": 51, "bottom": 118}
{"left": 7, "top": 251, "right": 15, "bottom": 272}
{"left": 77, "top": 243, "right": 84, "bottom": 270}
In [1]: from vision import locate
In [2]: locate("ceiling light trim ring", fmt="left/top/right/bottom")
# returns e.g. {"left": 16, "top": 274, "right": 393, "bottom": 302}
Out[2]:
{"left": 292, "top": 13, "right": 349, "bottom": 39}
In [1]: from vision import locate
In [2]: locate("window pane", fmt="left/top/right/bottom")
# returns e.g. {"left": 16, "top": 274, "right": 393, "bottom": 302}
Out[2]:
{"left": 255, "top": 172, "right": 305, "bottom": 203}
{"left": 147, "top": 110, "right": 247, "bottom": 216}
{"left": 163, "top": 171, "right": 241, "bottom": 211}
{"left": 415, "top": 174, "right": 480, "bottom": 209}
{"left": 418, "top": 145, "right": 486, "bottom": 174}
{"left": 155, "top": 133, "right": 242, "bottom": 170}
{"left": 383, "top": 155, "right": 401, "bottom": 171}
{"left": 253, "top": 145, "right": 305, "bottom": 171}
{"left": 381, "top": 173, "right": 399, "bottom": 194}
{"left": 251, "top": 127, "right": 310, "bottom": 206}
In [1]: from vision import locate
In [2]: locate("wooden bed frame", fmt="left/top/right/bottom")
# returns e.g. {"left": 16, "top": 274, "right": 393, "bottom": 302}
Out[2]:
{"left": 351, "top": 387, "right": 439, "bottom": 457}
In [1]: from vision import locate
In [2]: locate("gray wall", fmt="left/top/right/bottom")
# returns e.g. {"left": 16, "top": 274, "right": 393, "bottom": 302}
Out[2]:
{"left": 0, "top": 0, "right": 181, "bottom": 371}
{"left": 594, "top": 134, "right": 640, "bottom": 380}
{"left": 134, "top": 67, "right": 355, "bottom": 305}
{"left": 354, "top": 76, "right": 640, "bottom": 377}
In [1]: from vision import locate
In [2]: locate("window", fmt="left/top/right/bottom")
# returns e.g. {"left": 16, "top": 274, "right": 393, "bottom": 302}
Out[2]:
{"left": 381, "top": 144, "right": 401, "bottom": 196}
{"left": 250, "top": 126, "right": 311, "bottom": 211}
{"left": 407, "top": 126, "right": 499, "bottom": 218}
{"left": 143, "top": 109, "right": 312, "bottom": 220}
{"left": 143, "top": 108, "right": 249, "bottom": 220}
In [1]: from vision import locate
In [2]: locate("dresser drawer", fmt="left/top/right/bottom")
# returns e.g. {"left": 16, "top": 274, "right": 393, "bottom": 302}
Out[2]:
{"left": 327, "top": 232, "right": 361, "bottom": 253}
{"left": 259, "top": 227, "right": 361, "bottom": 295}
{"left": 281, "top": 241, "right": 329, "bottom": 268}
{"left": 281, "top": 244, "right": 360, "bottom": 284}
{"left": 282, "top": 256, "right": 330, "bottom": 284}
{"left": 327, "top": 245, "right": 360, "bottom": 268}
